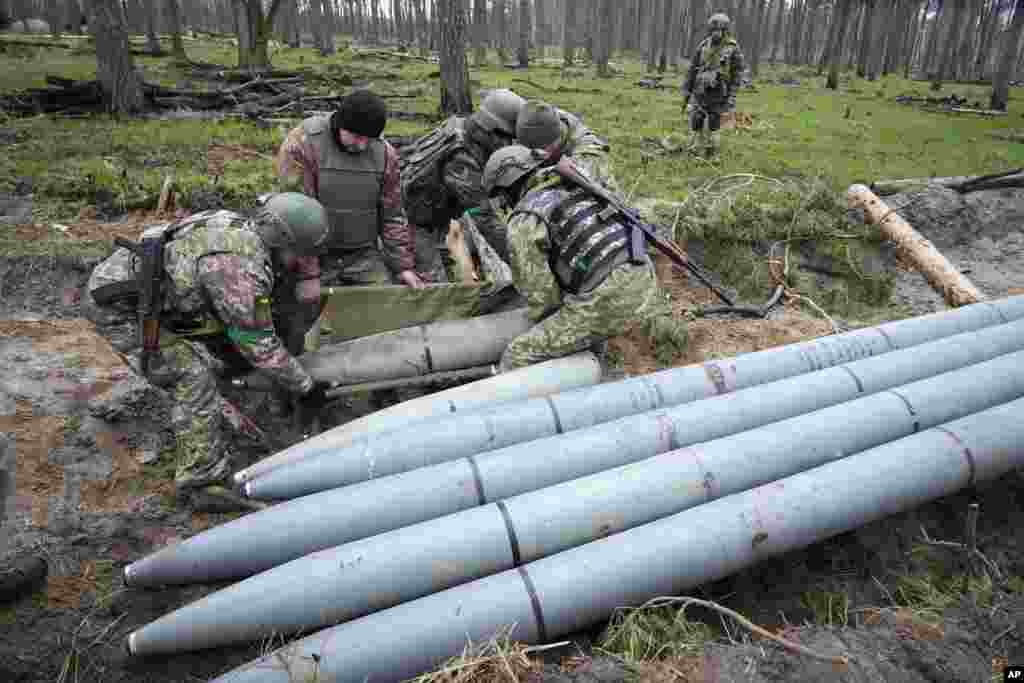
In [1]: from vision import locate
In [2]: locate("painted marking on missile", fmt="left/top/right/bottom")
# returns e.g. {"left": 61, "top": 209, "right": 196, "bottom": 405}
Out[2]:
{"left": 886, "top": 389, "right": 919, "bottom": 432}
{"left": 448, "top": 400, "right": 458, "bottom": 414}
{"left": 465, "top": 455, "right": 487, "bottom": 505}
{"left": 423, "top": 345, "right": 435, "bottom": 373}
{"left": 703, "top": 363, "right": 728, "bottom": 394}
{"left": 839, "top": 365, "right": 865, "bottom": 393}
{"left": 934, "top": 426, "right": 977, "bottom": 486}
{"left": 655, "top": 412, "right": 675, "bottom": 451}
{"left": 517, "top": 566, "right": 548, "bottom": 642}
{"left": 545, "top": 396, "right": 564, "bottom": 434}
{"left": 873, "top": 326, "right": 896, "bottom": 352}
{"left": 985, "top": 301, "right": 1010, "bottom": 324}
{"left": 496, "top": 501, "right": 522, "bottom": 566}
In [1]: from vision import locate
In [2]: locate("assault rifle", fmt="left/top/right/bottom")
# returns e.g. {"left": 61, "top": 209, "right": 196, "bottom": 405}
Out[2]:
{"left": 550, "top": 157, "right": 735, "bottom": 307}
{"left": 114, "top": 235, "right": 165, "bottom": 377}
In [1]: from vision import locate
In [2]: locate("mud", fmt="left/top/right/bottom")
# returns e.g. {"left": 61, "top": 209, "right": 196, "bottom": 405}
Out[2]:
{"left": 0, "top": 196, "right": 1023, "bottom": 683}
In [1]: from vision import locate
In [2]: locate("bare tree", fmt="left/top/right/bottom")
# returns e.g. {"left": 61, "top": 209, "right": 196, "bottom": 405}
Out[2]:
{"left": 164, "top": 0, "right": 188, "bottom": 61}
{"left": 232, "top": 0, "right": 288, "bottom": 73}
{"left": 473, "top": 0, "right": 487, "bottom": 64}
{"left": 438, "top": 0, "right": 472, "bottom": 114}
{"left": 993, "top": 0, "right": 1024, "bottom": 109}
{"left": 594, "top": 0, "right": 614, "bottom": 75}
{"left": 535, "top": 0, "right": 547, "bottom": 54}
{"left": 645, "top": 0, "right": 662, "bottom": 71}
{"left": 825, "top": 0, "right": 855, "bottom": 89}
{"left": 562, "top": 0, "right": 575, "bottom": 65}
{"left": 494, "top": 0, "right": 508, "bottom": 63}
{"left": 141, "top": 0, "right": 163, "bottom": 54}
{"left": 84, "top": 0, "right": 146, "bottom": 113}
{"left": 517, "top": 0, "right": 531, "bottom": 66}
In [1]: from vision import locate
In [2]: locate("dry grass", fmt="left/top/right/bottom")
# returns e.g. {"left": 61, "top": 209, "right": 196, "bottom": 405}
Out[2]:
{"left": 411, "top": 626, "right": 546, "bottom": 683}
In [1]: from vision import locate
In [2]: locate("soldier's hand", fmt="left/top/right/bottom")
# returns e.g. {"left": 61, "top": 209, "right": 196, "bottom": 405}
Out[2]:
{"left": 295, "top": 380, "right": 332, "bottom": 429}
{"left": 398, "top": 270, "right": 426, "bottom": 289}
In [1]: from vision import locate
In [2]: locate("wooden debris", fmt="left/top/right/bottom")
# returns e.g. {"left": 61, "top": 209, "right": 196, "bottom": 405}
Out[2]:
{"left": 446, "top": 219, "right": 480, "bottom": 283}
{"left": 870, "top": 168, "right": 1024, "bottom": 195}
{"left": 847, "top": 184, "right": 986, "bottom": 307}
{"left": 156, "top": 175, "right": 175, "bottom": 214}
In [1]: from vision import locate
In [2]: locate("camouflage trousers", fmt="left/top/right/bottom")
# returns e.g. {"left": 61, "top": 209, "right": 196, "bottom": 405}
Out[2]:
{"left": 500, "top": 258, "right": 668, "bottom": 371}
{"left": 411, "top": 223, "right": 450, "bottom": 284}
{"left": 83, "top": 297, "right": 266, "bottom": 492}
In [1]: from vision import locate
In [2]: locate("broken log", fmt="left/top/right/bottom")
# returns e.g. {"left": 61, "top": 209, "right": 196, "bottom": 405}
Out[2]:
{"left": 157, "top": 175, "right": 175, "bottom": 214}
{"left": 847, "top": 184, "right": 986, "bottom": 307}
{"left": 446, "top": 219, "right": 480, "bottom": 283}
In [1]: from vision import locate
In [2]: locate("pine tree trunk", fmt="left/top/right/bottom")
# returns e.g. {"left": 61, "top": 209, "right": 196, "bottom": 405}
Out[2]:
{"left": 535, "top": 0, "right": 547, "bottom": 53}
{"left": 166, "top": 0, "right": 188, "bottom": 60}
{"left": 856, "top": 0, "right": 875, "bottom": 77}
{"left": 319, "top": 0, "right": 336, "bottom": 54}
{"left": 494, "top": 0, "right": 507, "bottom": 63}
{"left": 142, "top": 0, "right": 163, "bottom": 54}
{"left": 85, "top": 0, "right": 147, "bottom": 113}
{"left": 826, "top": 0, "right": 853, "bottom": 89}
{"left": 749, "top": 0, "right": 765, "bottom": 76}
{"left": 992, "top": 0, "right": 1024, "bottom": 110}
{"left": 594, "top": 0, "right": 613, "bottom": 75}
{"left": 646, "top": 0, "right": 661, "bottom": 71}
{"left": 937, "top": 0, "right": 966, "bottom": 82}
{"left": 473, "top": 0, "right": 486, "bottom": 65}
{"left": 517, "top": 0, "right": 530, "bottom": 66}
{"left": 562, "top": 0, "right": 574, "bottom": 65}
{"left": 438, "top": 0, "right": 472, "bottom": 114}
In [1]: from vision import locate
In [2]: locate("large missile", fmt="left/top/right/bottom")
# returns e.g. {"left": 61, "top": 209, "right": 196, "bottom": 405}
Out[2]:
{"left": 208, "top": 396, "right": 1024, "bottom": 682}
{"left": 245, "top": 295, "right": 1024, "bottom": 499}
{"left": 123, "top": 318, "right": 1024, "bottom": 588}
{"left": 127, "top": 350, "right": 1024, "bottom": 656}
{"left": 233, "top": 351, "right": 602, "bottom": 485}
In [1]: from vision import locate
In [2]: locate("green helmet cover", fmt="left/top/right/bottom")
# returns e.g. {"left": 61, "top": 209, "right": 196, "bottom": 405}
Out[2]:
{"left": 471, "top": 89, "right": 526, "bottom": 135}
{"left": 516, "top": 100, "right": 563, "bottom": 150}
{"left": 482, "top": 144, "right": 545, "bottom": 196}
{"left": 708, "top": 13, "right": 731, "bottom": 31}
{"left": 257, "top": 192, "right": 331, "bottom": 255}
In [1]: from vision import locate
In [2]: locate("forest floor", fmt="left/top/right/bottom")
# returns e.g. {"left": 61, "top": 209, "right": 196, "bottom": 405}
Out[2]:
{"left": 0, "top": 31, "right": 1023, "bottom": 683}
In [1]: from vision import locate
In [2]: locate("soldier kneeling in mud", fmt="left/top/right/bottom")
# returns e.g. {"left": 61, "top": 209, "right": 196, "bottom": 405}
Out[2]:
{"left": 84, "top": 194, "right": 334, "bottom": 508}
{"left": 482, "top": 145, "right": 682, "bottom": 372}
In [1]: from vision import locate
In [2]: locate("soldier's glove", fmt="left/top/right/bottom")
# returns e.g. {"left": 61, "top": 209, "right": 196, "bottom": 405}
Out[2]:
{"left": 295, "top": 380, "right": 332, "bottom": 430}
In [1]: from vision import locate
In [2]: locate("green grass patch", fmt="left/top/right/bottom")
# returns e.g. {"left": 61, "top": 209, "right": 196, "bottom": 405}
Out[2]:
{"left": 894, "top": 543, "right": 997, "bottom": 614}
{"left": 800, "top": 590, "right": 850, "bottom": 628}
{"left": 598, "top": 603, "right": 714, "bottom": 661}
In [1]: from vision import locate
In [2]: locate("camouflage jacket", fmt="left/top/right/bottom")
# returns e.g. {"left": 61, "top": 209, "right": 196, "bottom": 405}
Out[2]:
{"left": 682, "top": 35, "right": 745, "bottom": 104}
{"left": 275, "top": 120, "right": 415, "bottom": 273}
{"left": 88, "top": 210, "right": 314, "bottom": 396}
{"left": 554, "top": 108, "right": 612, "bottom": 183}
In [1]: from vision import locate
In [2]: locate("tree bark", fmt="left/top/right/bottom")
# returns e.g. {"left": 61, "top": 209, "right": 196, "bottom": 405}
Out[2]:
{"left": 594, "top": 0, "right": 614, "bottom": 75}
{"left": 562, "top": 0, "right": 575, "bottom": 65}
{"left": 992, "top": 0, "right": 1024, "bottom": 110}
{"left": 847, "top": 184, "right": 987, "bottom": 307}
{"left": 826, "top": 0, "right": 854, "bottom": 88}
{"left": 937, "top": 0, "right": 966, "bottom": 82}
{"left": 646, "top": 0, "right": 661, "bottom": 71}
{"left": 535, "top": 0, "right": 547, "bottom": 52}
{"left": 142, "top": 0, "right": 163, "bottom": 54}
{"left": 233, "top": 0, "right": 286, "bottom": 74}
{"left": 438, "top": 0, "right": 472, "bottom": 114}
{"left": 856, "top": 0, "right": 876, "bottom": 77}
{"left": 165, "top": 0, "right": 188, "bottom": 60}
{"left": 473, "top": 0, "right": 486, "bottom": 65}
{"left": 749, "top": 0, "right": 765, "bottom": 76}
{"left": 494, "top": 0, "right": 508, "bottom": 63}
{"left": 318, "top": 0, "right": 336, "bottom": 54}
{"left": 865, "top": 0, "right": 892, "bottom": 79}
{"left": 84, "top": 0, "right": 147, "bottom": 113}
{"left": 517, "top": 0, "right": 531, "bottom": 66}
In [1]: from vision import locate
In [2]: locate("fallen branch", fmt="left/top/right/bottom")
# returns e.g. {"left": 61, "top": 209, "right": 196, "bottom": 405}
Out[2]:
{"left": 919, "top": 522, "right": 1004, "bottom": 583}
{"left": 847, "top": 184, "right": 986, "bottom": 307}
{"left": 626, "top": 596, "right": 851, "bottom": 668}
{"left": 871, "top": 168, "right": 1024, "bottom": 195}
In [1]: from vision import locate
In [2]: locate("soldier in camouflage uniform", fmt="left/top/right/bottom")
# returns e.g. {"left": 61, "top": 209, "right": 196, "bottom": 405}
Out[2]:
{"left": 681, "top": 13, "right": 745, "bottom": 158}
{"left": 84, "top": 194, "right": 335, "bottom": 504}
{"left": 482, "top": 145, "right": 671, "bottom": 371}
{"left": 399, "top": 88, "right": 525, "bottom": 271}
{"left": 276, "top": 90, "right": 423, "bottom": 290}
{"left": 514, "top": 100, "right": 618, "bottom": 192}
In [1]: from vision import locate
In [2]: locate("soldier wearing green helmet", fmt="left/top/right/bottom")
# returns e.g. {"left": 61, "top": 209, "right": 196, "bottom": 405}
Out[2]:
{"left": 84, "top": 195, "right": 336, "bottom": 509}
{"left": 681, "top": 12, "right": 745, "bottom": 157}
{"left": 482, "top": 145, "right": 672, "bottom": 371}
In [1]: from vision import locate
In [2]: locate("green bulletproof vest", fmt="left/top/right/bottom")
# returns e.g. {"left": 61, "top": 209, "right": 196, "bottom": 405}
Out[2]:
{"left": 305, "top": 116, "right": 387, "bottom": 250}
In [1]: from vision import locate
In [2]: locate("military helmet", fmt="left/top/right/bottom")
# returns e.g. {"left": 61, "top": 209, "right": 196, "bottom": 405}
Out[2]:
{"left": 708, "top": 13, "right": 731, "bottom": 31}
{"left": 482, "top": 144, "right": 546, "bottom": 196}
{"left": 471, "top": 89, "right": 526, "bottom": 135}
{"left": 516, "top": 100, "right": 563, "bottom": 150}
{"left": 256, "top": 192, "right": 331, "bottom": 255}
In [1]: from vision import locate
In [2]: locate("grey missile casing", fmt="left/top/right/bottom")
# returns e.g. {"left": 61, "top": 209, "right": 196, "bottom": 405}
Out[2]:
{"left": 232, "top": 351, "right": 603, "bottom": 485}
{"left": 124, "top": 316, "right": 1024, "bottom": 588}
{"left": 209, "top": 397, "right": 1024, "bottom": 683}
{"left": 127, "top": 350, "right": 1024, "bottom": 657}
{"left": 246, "top": 295, "right": 1024, "bottom": 500}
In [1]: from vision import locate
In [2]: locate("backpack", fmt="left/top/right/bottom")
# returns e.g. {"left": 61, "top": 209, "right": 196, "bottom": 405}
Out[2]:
{"left": 399, "top": 117, "right": 468, "bottom": 226}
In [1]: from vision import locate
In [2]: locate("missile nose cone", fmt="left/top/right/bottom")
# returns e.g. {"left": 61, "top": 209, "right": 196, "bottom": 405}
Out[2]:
{"left": 233, "top": 470, "right": 247, "bottom": 486}
{"left": 123, "top": 562, "right": 135, "bottom": 587}
{"left": 242, "top": 481, "right": 253, "bottom": 498}
{"left": 126, "top": 631, "right": 137, "bottom": 656}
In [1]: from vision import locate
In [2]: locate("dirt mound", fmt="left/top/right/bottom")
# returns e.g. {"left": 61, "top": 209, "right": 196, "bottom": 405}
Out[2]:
{"left": 867, "top": 186, "right": 1024, "bottom": 314}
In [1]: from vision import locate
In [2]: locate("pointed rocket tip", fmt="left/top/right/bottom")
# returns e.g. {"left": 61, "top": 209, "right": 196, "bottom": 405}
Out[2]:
{"left": 242, "top": 481, "right": 253, "bottom": 498}
{"left": 126, "top": 631, "right": 136, "bottom": 656}
{"left": 233, "top": 470, "right": 247, "bottom": 486}
{"left": 122, "top": 563, "right": 134, "bottom": 587}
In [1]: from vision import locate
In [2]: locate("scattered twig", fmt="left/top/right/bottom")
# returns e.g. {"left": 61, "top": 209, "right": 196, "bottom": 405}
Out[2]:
{"left": 919, "top": 524, "right": 1004, "bottom": 582}
{"left": 991, "top": 623, "right": 1016, "bottom": 645}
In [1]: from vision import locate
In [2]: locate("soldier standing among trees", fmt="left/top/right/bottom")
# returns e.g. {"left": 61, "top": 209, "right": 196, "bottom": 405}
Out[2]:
{"left": 681, "top": 13, "right": 745, "bottom": 158}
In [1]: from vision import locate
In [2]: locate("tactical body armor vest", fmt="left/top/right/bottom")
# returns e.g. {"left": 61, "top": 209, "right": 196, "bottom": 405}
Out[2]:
{"left": 693, "top": 37, "right": 738, "bottom": 100}
{"left": 399, "top": 116, "right": 478, "bottom": 227}
{"left": 304, "top": 115, "right": 387, "bottom": 250}
{"left": 511, "top": 184, "right": 632, "bottom": 295}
